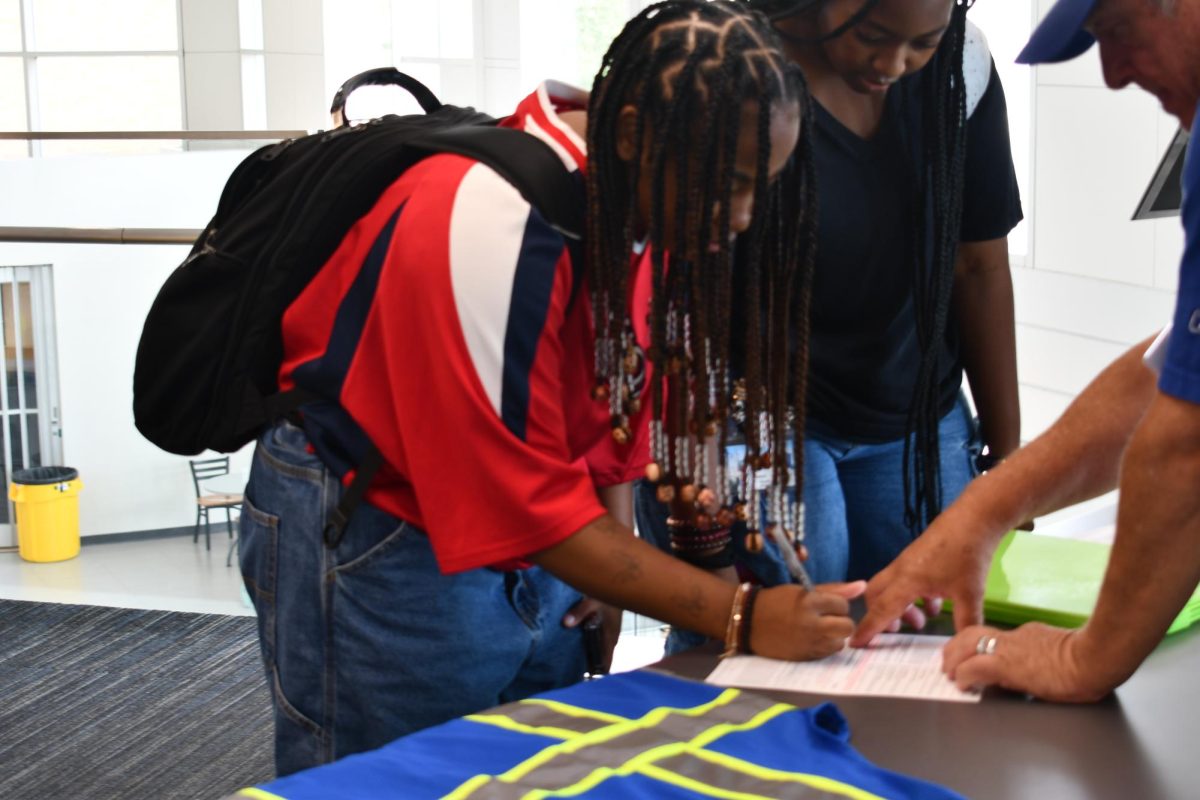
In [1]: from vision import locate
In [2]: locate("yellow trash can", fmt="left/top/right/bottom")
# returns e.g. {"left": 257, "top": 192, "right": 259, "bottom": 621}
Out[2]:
{"left": 10, "top": 466, "right": 82, "bottom": 563}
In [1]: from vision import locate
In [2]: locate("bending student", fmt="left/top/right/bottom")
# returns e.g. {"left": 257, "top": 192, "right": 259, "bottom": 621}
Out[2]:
{"left": 239, "top": 0, "right": 861, "bottom": 777}
{"left": 854, "top": 0, "right": 1200, "bottom": 702}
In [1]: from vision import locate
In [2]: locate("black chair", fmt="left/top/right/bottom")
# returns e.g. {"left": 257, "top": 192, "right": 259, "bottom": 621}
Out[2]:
{"left": 189, "top": 457, "right": 243, "bottom": 560}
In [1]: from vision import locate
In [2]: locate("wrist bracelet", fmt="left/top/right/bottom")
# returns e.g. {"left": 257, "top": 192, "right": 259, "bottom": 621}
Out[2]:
{"left": 722, "top": 582, "right": 754, "bottom": 659}
{"left": 738, "top": 584, "right": 759, "bottom": 655}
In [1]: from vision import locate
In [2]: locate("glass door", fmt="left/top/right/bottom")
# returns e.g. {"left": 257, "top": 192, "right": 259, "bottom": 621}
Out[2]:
{"left": 0, "top": 265, "right": 62, "bottom": 548}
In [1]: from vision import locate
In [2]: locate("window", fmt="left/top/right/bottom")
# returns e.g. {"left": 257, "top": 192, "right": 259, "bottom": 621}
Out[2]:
{"left": 3, "top": 0, "right": 183, "bottom": 158}
{"left": 0, "top": 0, "right": 21, "bottom": 50}
{"left": 324, "top": 0, "right": 650, "bottom": 123}
{"left": 0, "top": 56, "right": 26, "bottom": 158}
{"left": 36, "top": 56, "right": 182, "bottom": 157}
{"left": 30, "top": 0, "right": 176, "bottom": 51}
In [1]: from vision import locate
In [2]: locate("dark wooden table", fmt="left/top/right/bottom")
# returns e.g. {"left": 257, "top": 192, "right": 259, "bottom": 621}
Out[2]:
{"left": 657, "top": 618, "right": 1200, "bottom": 800}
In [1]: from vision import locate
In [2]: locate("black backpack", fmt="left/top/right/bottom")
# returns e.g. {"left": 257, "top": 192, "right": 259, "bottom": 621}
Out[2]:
{"left": 133, "top": 69, "right": 584, "bottom": 542}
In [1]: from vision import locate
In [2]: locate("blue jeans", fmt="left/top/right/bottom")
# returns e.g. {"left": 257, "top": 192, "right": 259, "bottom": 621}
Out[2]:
{"left": 239, "top": 421, "right": 587, "bottom": 777}
{"left": 804, "top": 394, "right": 981, "bottom": 583}
{"left": 634, "top": 395, "right": 980, "bottom": 655}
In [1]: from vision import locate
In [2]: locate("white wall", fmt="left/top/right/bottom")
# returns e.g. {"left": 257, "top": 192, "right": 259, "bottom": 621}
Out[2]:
{"left": 1014, "top": 0, "right": 1184, "bottom": 443}
{"left": 0, "top": 150, "right": 256, "bottom": 539}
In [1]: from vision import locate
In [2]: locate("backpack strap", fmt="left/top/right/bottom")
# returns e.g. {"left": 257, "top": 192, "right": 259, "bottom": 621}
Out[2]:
{"left": 323, "top": 446, "right": 385, "bottom": 548}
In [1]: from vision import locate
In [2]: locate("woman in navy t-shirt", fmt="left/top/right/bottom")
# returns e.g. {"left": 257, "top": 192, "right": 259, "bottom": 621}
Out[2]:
{"left": 636, "top": 0, "right": 1023, "bottom": 648}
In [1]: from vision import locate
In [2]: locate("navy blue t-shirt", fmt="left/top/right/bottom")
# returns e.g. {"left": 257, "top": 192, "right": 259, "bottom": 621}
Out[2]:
{"left": 1160, "top": 109, "right": 1200, "bottom": 403}
{"left": 806, "top": 57, "right": 1024, "bottom": 442}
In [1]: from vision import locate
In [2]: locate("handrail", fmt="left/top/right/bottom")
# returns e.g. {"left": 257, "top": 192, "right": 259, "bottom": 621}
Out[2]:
{"left": 0, "top": 130, "right": 308, "bottom": 141}
{"left": 0, "top": 227, "right": 200, "bottom": 245}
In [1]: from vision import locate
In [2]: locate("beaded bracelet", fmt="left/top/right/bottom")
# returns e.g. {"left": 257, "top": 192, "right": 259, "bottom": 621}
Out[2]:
{"left": 669, "top": 527, "right": 732, "bottom": 551}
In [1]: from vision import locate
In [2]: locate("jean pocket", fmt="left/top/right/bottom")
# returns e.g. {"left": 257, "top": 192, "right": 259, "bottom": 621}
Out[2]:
{"left": 332, "top": 517, "right": 418, "bottom": 577}
{"left": 238, "top": 496, "right": 279, "bottom": 659}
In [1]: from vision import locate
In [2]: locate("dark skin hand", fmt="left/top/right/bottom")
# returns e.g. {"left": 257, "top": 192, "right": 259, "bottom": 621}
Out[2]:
{"left": 532, "top": 512, "right": 865, "bottom": 662}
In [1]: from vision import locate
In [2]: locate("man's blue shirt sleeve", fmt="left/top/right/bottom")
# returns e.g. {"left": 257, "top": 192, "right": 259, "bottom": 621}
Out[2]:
{"left": 1160, "top": 110, "right": 1200, "bottom": 404}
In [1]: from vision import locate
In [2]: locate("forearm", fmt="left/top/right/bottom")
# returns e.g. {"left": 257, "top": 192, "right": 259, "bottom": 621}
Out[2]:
{"left": 949, "top": 336, "right": 1158, "bottom": 537}
{"left": 954, "top": 240, "right": 1020, "bottom": 457}
{"left": 594, "top": 483, "right": 632, "bottom": 630}
{"left": 1072, "top": 392, "right": 1200, "bottom": 692}
{"left": 597, "top": 482, "right": 633, "bottom": 530}
{"left": 530, "top": 514, "right": 734, "bottom": 640}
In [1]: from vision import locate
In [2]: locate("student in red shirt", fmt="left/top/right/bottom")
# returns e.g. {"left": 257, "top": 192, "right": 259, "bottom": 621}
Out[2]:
{"left": 239, "top": 0, "right": 862, "bottom": 776}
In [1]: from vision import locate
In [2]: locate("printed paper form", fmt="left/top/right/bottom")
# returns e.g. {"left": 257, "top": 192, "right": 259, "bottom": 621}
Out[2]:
{"left": 706, "top": 634, "right": 980, "bottom": 703}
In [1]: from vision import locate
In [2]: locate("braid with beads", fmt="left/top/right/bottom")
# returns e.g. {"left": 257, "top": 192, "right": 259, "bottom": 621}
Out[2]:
{"left": 587, "top": 1, "right": 819, "bottom": 551}
{"left": 747, "top": 0, "right": 974, "bottom": 531}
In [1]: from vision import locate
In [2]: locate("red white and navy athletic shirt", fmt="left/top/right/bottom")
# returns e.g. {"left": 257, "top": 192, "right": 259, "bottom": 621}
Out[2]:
{"left": 278, "top": 81, "right": 653, "bottom": 574}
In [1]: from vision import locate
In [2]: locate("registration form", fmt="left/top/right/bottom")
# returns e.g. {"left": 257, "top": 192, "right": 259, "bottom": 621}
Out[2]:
{"left": 706, "top": 634, "right": 980, "bottom": 703}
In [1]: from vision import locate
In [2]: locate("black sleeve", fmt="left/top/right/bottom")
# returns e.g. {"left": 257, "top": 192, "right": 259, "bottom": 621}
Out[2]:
{"left": 960, "top": 58, "right": 1024, "bottom": 243}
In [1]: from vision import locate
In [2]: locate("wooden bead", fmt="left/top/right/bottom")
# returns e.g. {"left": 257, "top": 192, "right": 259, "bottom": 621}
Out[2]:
{"left": 645, "top": 462, "right": 662, "bottom": 483}
{"left": 734, "top": 503, "right": 748, "bottom": 521}
{"left": 611, "top": 426, "right": 630, "bottom": 444}
{"left": 591, "top": 383, "right": 609, "bottom": 402}
{"left": 744, "top": 531, "right": 764, "bottom": 554}
{"left": 716, "top": 508, "right": 735, "bottom": 527}
{"left": 656, "top": 484, "right": 676, "bottom": 503}
{"left": 704, "top": 420, "right": 719, "bottom": 437}
{"left": 757, "top": 452, "right": 772, "bottom": 469}
{"left": 695, "top": 513, "right": 713, "bottom": 529}
{"left": 679, "top": 484, "right": 698, "bottom": 504}
{"left": 627, "top": 397, "right": 642, "bottom": 414}
{"left": 697, "top": 487, "right": 717, "bottom": 513}
{"left": 624, "top": 351, "right": 640, "bottom": 373}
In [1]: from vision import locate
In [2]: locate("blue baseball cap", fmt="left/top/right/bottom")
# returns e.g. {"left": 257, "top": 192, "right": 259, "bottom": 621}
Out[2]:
{"left": 1016, "top": 0, "right": 1098, "bottom": 64}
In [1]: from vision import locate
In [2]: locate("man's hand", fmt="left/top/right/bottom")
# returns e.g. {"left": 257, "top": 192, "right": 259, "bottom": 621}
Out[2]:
{"left": 942, "top": 623, "right": 1110, "bottom": 703}
{"left": 851, "top": 508, "right": 996, "bottom": 646}
{"left": 750, "top": 581, "right": 866, "bottom": 660}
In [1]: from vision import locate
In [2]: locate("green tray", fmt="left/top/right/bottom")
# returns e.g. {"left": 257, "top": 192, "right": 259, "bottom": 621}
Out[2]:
{"left": 979, "top": 531, "right": 1200, "bottom": 636}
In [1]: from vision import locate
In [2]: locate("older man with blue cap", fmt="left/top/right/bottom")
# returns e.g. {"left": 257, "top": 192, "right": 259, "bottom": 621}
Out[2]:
{"left": 851, "top": 0, "right": 1200, "bottom": 702}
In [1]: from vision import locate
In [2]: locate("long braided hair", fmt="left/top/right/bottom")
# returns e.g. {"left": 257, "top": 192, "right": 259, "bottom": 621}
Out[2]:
{"left": 587, "top": 0, "right": 820, "bottom": 542}
{"left": 749, "top": 0, "right": 973, "bottom": 530}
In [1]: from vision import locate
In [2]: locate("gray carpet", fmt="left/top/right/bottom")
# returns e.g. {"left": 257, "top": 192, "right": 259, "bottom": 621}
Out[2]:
{"left": 0, "top": 599, "right": 273, "bottom": 799}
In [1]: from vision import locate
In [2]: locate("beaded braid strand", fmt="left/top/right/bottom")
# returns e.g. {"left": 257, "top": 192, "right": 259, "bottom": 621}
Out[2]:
{"left": 585, "top": 1, "right": 818, "bottom": 553}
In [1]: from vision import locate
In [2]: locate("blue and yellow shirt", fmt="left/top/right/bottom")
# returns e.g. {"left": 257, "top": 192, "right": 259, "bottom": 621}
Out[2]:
{"left": 237, "top": 671, "right": 964, "bottom": 800}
